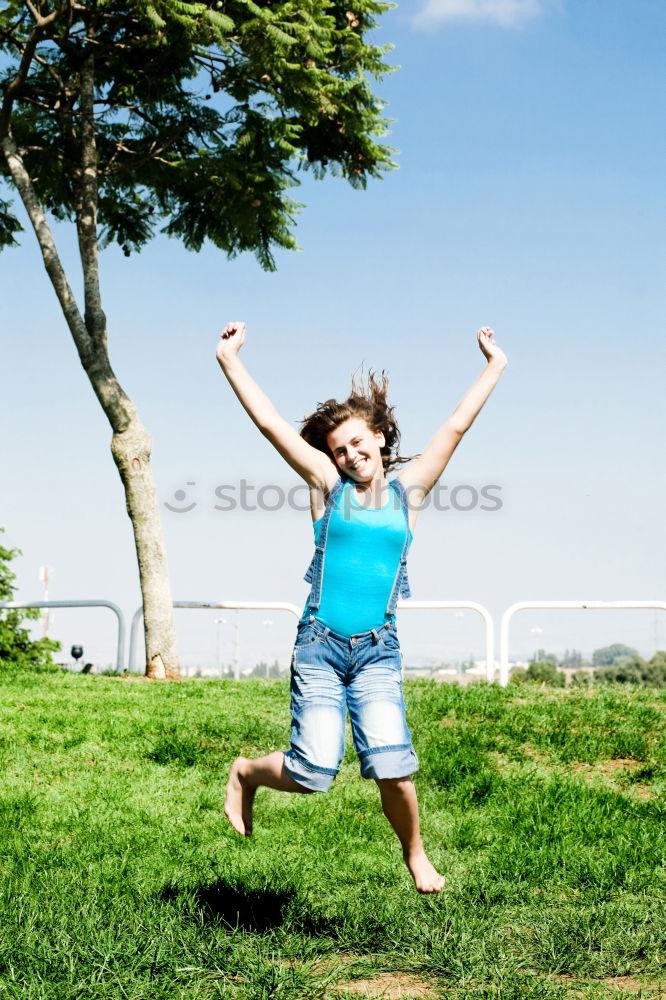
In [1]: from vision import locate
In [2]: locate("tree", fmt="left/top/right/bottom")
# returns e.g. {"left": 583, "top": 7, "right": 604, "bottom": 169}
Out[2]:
{"left": 573, "top": 652, "right": 666, "bottom": 689}
{"left": 251, "top": 658, "right": 281, "bottom": 677}
{"left": 592, "top": 643, "right": 639, "bottom": 667}
{"left": 570, "top": 669, "right": 592, "bottom": 687}
{"left": 0, "top": 528, "right": 60, "bottom": 669}
{"left": 530, "top": 648, "right": 558, "bottom": 666}
{"left": 525, "top": 661, "right": 565, "bottom": 687}
{"left": 0, "top": 1, "right": 395, "bottom": 677}
{"left": 510, "top": 662, "right": 565, "bottom": 687}
{"left": 642, "top": 653, "right": 666, "bottom": 688}
{"left": 594, "top": 654, "right": 666, "bottom": 688}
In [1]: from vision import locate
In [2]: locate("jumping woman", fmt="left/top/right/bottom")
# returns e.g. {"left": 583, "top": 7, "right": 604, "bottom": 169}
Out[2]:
{"left": 217, "top": 323, "right": 507, "bottom": 893}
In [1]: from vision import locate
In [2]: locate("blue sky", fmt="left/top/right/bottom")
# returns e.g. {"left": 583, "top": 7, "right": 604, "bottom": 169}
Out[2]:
{"left": 2, "top": 0, "right": 665, "bottom": 672}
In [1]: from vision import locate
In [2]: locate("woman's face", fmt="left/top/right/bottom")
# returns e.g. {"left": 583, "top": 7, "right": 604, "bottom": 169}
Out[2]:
{"left": 326, "top": 417, "right": 385, "bottom": 484}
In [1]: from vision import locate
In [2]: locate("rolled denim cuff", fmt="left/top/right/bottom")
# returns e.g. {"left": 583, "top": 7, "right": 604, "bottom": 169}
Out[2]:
{"left": 283, "top": 750, "right": 338, "bottom": 793}
{"left": 359, "top": 746, "right": 419, "bottom": 781}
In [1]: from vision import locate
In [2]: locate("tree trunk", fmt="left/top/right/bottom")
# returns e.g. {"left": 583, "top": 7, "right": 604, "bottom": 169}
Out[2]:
{"left": 0, "top": 131, "right": 181, "bottom": 679}
{"left": 111, "top": 414, "right": 180, "bottom": 680}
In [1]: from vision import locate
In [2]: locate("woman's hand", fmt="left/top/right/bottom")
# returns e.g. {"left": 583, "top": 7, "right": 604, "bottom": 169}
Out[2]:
{"left": 214, "top": 319, "right": 337, "bottom": 494}
{"left": 477, "top": 326, "right": 508, "bottom": 370}
{"left": 216, "top": 321, "right": 246, "bottom": 366}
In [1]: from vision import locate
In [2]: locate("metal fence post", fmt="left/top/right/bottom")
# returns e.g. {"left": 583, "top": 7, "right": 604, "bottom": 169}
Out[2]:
{"left": 499, "top": 600, "right": 666, "bottom": 687}
{"left": 0, "top": 600, "right": 126, "bottom": 673}
{"left": 128, "top": 601, "right": 302, "bottom": 674}
{"left": 397, "top": 600, "right": 496, "bottom": 681}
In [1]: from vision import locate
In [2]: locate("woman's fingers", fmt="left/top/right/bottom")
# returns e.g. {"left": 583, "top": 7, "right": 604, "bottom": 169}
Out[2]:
{"left": 477, "top": 326, "right": 501, "bottom": 353}
{"left": 220, "top": 321, "right": 245, "bottom": 340}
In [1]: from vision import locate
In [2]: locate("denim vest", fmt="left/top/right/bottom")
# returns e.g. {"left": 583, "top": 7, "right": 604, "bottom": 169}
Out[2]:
{"left": 303, "top": 476, "right": 412, "bottom": 617}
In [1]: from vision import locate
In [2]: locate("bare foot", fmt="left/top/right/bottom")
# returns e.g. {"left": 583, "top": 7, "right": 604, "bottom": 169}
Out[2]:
{"left": 224, "top": 757, "right": 256, "bottom": 836}
{"left": 404, "top": 848, "right": 446, "bottom": 894}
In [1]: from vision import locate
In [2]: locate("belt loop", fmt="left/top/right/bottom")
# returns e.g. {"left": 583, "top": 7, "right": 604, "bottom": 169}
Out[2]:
{"left": 371, "top": 627, "right": 381, "bottom": 644}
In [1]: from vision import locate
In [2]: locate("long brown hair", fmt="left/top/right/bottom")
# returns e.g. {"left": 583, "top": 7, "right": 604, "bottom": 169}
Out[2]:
{"left": 300, "top": 370, "right": 415, "bottom": 473}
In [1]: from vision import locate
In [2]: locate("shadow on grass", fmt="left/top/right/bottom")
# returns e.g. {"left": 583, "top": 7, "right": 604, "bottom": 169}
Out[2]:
{"left": 162, "top": 879, "right": 296, "bottom": 932}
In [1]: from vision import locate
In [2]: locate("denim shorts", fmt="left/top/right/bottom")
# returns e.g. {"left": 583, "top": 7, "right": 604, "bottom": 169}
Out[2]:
{"left": 283, "top": 617, "right": 419, "bottom": 793}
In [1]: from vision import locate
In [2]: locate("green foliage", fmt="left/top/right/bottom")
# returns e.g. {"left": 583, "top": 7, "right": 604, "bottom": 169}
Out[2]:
{"left": 594, "top": 653, "right": 666, "bottom": 688}
{"left": 0, "top": 0, "right": 396, "bottom": 269}
{"left": 560, "top": 647, "right": 586, "bottom": 668}
{"left": 509, "top": 666, "right": 528, "bottom": 684}
{"left": 0, "top": 195, "right": 22, "bottom": 248}
{"left": 250, "top": 658, "right": 282, "bottom": 677}
{"left": 0, "top": 529, "right": 60, "bottom": 671}
{"left": 511, "top": 660, "right": 566, "bottom": 687}
{"left": 530, "top": 647, "right": 559, "bottom": 665}
{"left": 572, "top": 654, "right": 666, "bottom": 689}
{"left": 592, "top": 642, "right": 639, "bottom": 666}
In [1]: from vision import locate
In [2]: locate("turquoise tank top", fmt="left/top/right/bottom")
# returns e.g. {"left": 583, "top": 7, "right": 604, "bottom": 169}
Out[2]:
{"left": 304, "top": 481, "right": 412, "bottom": 637}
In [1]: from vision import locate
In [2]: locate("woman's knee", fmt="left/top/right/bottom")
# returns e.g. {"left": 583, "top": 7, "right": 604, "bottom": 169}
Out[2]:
{"left": 374, "top": 775, "right": 414, "bottom": 791}
{"left": 283, "top": 750, "right": 340, "bottom": 793}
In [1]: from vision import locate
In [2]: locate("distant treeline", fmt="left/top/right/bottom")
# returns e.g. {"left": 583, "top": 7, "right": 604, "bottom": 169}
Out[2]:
{"left": 512, "top": 647, "right": 666, "bottom": 689}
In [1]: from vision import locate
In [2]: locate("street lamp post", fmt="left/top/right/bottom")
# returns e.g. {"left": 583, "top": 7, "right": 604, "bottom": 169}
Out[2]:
{"left": 529, "top": 625, "right": 543, "bottom": 664}
{"left": 39, "top": 566, "right": 53, "bottom": 638}
{"left": 262, "top": 619, "right": 274, "bottom": 677}
{"left": 233, "top": 612, "right": 240, "bottom": 680}
{"left": 454, "top": 611, "right": 464, "bottom": 677}
{"left": 215, "top": 616, "right": 240, "bottom": 679}
{"left": 214, "top": 617, "right": 226, "bottom": 677}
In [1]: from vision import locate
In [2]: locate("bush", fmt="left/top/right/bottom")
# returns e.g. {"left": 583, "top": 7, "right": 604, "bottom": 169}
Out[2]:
{"left": 592, "top": 643, "right": 639, "bottom": 667}
{"left": 0, "top": 529, "right": 60, "bottom": 670}
{"left": 510, "top": 662, "right": 566, "bottom": 687}
{"left": 642, "top": 659, "right": 666, "bottom": 688}
{"left": 526, "top": 661, "right": 566, "bottom": 687}
{"left": 594, "top": 654, "right": 666, "bottom": 688}
{"left": 509, "top": 667, "right": 528, "bottom": 685}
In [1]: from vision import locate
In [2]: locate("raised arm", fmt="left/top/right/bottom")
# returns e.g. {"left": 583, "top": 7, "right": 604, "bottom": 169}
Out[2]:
{"left": 216, "top": 322, "right": 338, "bottom": 491}
{"left": 398, "top": 327, "right": 508, "bottom": 512}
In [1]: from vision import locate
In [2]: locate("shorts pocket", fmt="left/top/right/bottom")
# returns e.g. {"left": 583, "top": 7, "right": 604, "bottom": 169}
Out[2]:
{"left": 379, "top": 628, "right": 400, "bottom": 651}
{"left": 294, "top": 623, "right": 319, "bottom": 648}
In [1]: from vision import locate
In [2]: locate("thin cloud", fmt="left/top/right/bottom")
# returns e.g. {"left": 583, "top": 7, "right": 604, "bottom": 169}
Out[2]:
{"left": 414, "top": 0, "right": 545, "bottom": 29}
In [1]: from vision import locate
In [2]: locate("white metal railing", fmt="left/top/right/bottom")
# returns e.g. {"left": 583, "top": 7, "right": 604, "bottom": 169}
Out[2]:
{"left": 0, "top": 600, "right": 126, "bottom": 673}
{"left": 128, "top": 599, "right": 494, "bottom": 679}
{"left": 9, "top": 596, "right": 660, "bottom": 684}
{"left": 499, "top": 601, "right": 666, "bottom": 687}
{"left": 128, "top": 601, "right": 302, "bottom": 677}
{"left": 398, "top": 600, "right": 495, "bottom": 682}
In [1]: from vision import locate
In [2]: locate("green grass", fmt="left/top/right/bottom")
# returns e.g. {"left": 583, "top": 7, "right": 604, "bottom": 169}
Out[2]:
{"left": 0, "top": 664, "right": 665, "bottom": 999}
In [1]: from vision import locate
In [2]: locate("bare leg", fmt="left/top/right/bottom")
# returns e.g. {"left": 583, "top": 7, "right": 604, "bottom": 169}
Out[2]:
{"left": 375, "top": 777, "right": 445, "bottom": 894}
{"left": 224, "top": 752, "right": 312, "bottom": 836}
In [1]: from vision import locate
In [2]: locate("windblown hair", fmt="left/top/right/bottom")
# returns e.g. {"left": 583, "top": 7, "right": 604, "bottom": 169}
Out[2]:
{"left": 300, "top": 370, "right": 414, "bottom": 473}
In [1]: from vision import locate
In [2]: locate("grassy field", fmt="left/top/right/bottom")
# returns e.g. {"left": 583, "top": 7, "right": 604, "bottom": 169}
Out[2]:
{"left": 0, "top": 664, "right": 664, "bottom": 1000}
